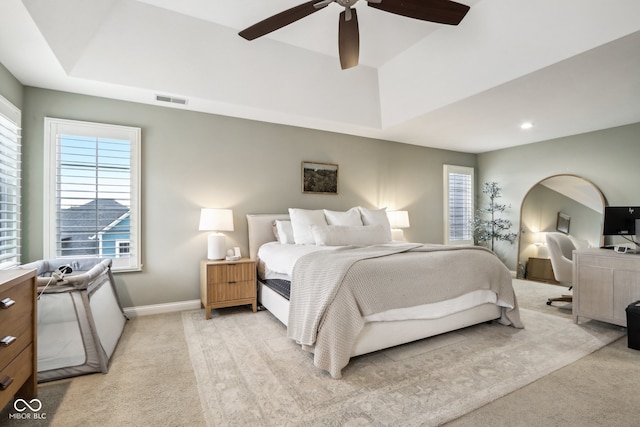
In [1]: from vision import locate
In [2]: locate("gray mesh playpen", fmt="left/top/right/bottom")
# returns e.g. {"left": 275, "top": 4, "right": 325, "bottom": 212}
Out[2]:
{"left": 19, "top": 258, "right": 127, "bottom": 382}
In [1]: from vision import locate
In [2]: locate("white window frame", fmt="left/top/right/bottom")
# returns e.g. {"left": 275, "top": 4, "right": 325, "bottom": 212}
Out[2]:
{"left": 44, "top": 118, "right": 142, "bottom": 272}
{"left": 443, "top": 164, "right": 474, "bottom": 246}
{"left": 0, "top": 95, "right": 21, "bottom": 270}
{"left": 115, "top": 240, "right": 130, "bottom": 258}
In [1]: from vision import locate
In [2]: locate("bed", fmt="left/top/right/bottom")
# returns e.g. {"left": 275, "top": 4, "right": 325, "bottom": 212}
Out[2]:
{"left": 247, "top": 208, "right": 523, "bottom": 378}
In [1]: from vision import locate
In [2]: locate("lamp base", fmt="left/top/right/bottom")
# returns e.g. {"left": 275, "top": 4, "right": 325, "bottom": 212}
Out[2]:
{"left": 207, "top": 233, "right": 226, "bottom": 260}
{"left": 391, "top": 229, "right": 405, "bottom": 241}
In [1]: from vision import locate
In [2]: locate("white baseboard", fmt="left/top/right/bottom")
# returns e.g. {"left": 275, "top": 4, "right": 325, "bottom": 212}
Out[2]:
{"left": 123, "top": 299, "right": 201, "bottom": 318}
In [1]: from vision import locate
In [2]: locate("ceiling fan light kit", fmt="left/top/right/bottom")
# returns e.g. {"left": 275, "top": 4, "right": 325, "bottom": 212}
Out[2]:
{"left": 239, "top": 0, "right": 470, "bottom": 70}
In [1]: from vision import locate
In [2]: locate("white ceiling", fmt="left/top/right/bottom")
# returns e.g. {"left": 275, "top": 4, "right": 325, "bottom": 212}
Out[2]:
{"left": 539, "top": 176, "right": 604, "bottom": 214}
{"left": 1, "top": 0, "right": 639, "bottom": 153}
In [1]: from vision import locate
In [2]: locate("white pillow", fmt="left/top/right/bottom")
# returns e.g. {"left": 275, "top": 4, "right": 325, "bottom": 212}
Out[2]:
{"left": 273, "top": 220, "right": 294, "bottom": 244}
{"left": 358, "top": 206, "right": 392, "bottom": 241}
{"left": 323, "top": 207, "right": 363, "bottom": 226}
{"left": 288, "top": 208, "right": 327, "bottom": 245}
{"left": 312, "top": 224, "right": 390, "bottom": 246}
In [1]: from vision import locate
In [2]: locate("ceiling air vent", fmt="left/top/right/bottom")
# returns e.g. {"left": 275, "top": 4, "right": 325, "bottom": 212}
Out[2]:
{"left": 155, "top": 95, "right": 188, "bottom": 105}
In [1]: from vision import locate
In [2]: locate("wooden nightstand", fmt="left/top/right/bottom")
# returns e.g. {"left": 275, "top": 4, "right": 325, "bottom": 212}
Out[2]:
{"left": 200, "top": 258, "right": 257, "bottom": 319}
{"left": 526, "top": 257, "right": 558, "bottom": 284}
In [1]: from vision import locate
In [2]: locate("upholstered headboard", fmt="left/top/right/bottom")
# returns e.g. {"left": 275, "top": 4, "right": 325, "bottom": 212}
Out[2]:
{"left": 246, "top": 213, "right": 290, "bottom": 260}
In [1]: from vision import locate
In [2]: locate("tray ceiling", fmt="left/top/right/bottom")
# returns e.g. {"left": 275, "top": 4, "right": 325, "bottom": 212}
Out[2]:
{"left": 1, "top": 0, "right": 639, "bottom": 152}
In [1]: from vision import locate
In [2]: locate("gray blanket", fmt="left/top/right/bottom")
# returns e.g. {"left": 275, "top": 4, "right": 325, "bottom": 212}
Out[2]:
{"left": 287, "top": 244, "right": 522, "bottom": 378}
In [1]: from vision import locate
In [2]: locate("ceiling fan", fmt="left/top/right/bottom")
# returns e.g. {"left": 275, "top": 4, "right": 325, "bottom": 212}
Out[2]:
{"left": 238, "top": 0, "right": 470, "bottom": 70}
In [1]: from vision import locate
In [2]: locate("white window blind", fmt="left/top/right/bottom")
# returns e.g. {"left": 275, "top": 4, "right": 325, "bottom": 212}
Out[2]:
{"left": 44, "top": 118, "right": 141, "bottom": 272}
{"left": 0, "top": 96, "right": 21, "bottom": 269}
{"left": 443, "top": 165, "right": 474, "bottom": 245}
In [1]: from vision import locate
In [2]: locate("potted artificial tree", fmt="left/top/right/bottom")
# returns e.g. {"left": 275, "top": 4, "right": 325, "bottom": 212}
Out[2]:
{"left": 472, "top": 181, "right": 518, "bottom": 251}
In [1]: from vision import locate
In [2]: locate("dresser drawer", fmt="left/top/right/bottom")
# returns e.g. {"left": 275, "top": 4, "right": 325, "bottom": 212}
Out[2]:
{"left": 0, "top": 345, "right": 34, "bottom": 404}
{"left": 0, "top": 276, "right": 34, "bottom": 323}
{"left": 578, "top": 253, "right": 640, "bottom": 272}
{"left": 0, "top": 282, "right": 33, "bottom": 369}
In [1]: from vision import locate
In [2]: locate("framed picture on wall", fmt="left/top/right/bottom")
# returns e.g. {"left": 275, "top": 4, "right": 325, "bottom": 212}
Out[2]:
{"left": 556, "top": 212, "right": 571, "bottom": 234}
{"left": 302, "top": 161, "right": 338, "bottom": 194}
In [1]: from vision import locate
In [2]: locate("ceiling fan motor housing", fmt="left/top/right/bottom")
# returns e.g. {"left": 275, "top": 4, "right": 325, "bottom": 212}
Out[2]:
{"left": 336, "top": 0, "right": 360, "bottom": 7}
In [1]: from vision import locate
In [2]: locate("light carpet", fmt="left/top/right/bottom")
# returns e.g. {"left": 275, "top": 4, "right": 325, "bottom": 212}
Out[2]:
{"left": 182, "top": 282, "right": 624, "bottom": 426}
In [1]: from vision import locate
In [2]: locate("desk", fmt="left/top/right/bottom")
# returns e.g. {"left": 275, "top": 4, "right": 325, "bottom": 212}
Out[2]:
{"left": 573, "top": 248, "right": 640, "bottom": 327}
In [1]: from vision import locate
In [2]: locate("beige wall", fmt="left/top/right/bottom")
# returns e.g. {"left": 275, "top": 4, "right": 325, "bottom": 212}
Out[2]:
{"left": 0, "top": 62, "right": 22, "bottom": 109}
{"left": 18, "top": 86, "right": 475, "bottom": 308}
{"left": 4, "top": 62, "right": 639, "bottom": 308}
{"left": 478, "top": 122, "right": 640, "bottom": 270}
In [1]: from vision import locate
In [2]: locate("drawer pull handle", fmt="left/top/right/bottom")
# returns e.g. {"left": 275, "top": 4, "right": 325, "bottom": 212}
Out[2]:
{"left": 1, "top": 336, "right": 16, "bottom": 347}
{"left": 0, "top": 297, "right": 15, "bottom": 309}
{"left": 229, "top": 281, "right": 237, "bottom": 284}
{"left": 0, "top": 375, "right": 13, "bottom": 390}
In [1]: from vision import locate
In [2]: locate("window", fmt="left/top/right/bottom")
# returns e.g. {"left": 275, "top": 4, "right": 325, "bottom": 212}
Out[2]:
{"left": 116, "top": 240, "right": 130, "bottom": 258}
{"left": 443, "top": 165, "right": 474, "bottom": 245}
{"left": 44, "top": 118, "right": 141, "bottom": 271}
{"left": 0, "top": 96, "right": 21, "bottom": 270}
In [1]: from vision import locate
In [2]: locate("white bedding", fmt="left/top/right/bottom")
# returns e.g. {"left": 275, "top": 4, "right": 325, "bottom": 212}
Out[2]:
{"left": 364, "top": 289, "right": 496, "bottom": 321}
{"left": 257, "top": 241, "right": 501, "bottom": 323}
{"left": 257, "top": 241, "right": 337, "bottom": 280}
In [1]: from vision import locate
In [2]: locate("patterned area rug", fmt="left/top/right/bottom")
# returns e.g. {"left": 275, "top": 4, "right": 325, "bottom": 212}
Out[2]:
{"left": 182, "top": 280, "right": 624, "bottom": 426}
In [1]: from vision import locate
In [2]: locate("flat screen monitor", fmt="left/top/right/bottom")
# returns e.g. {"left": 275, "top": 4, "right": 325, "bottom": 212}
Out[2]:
{"left": 602, "top": 206, "right": 640, "bottom": 236}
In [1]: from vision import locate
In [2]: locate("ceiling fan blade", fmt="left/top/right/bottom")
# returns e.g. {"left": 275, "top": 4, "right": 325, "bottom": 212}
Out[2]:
{"left": 338, "top": 9, "right": 359, "bottom": 70}
{"left": 239, "top": 1, "right": 329, "bottom": 40}
{"left": 368, "top": 0, "right": 470, "bottom": 25}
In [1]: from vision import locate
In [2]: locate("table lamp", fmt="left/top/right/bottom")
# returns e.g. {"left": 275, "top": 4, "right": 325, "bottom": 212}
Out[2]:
{"left": 387, "top": 210, "right": 410, "bottom": 241}
{"left": 199, "top": 208, "right": 234, "bottom": 260}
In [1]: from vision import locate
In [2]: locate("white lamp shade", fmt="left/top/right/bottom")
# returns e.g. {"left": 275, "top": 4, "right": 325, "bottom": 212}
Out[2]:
{"left": 387, "top": 211, "right": 410, "bottom": 229}
{"left": 199, "top": 208, "right": 234, "bottom": 231}
{"left": 533, "top": 232, "right": 546, "bottom": 246}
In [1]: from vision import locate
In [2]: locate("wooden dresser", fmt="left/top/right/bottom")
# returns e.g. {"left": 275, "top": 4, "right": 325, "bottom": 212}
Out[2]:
{"left": 573, "top": 249, "right": 640, "bottom": 327}
{"left": 0, "top": 269, "right": 37, "bottom": 410}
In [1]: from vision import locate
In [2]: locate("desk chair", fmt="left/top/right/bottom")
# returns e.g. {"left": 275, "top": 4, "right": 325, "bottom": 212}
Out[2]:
{"left": 546, "top": 232, "right": 576, "bottom": 305}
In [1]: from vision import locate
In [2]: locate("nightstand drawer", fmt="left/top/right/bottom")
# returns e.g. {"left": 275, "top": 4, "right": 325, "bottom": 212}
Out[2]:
{"left": 206, "top": 263, "right": 254, "bottom": 284}
{"left": 207, "top": 280, "right": 255, "bottom": 302}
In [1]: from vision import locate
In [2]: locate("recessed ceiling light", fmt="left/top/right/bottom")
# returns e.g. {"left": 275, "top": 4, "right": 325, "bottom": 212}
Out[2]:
{"left": 520, "top": 122, "right": 534, "bottom": 130}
